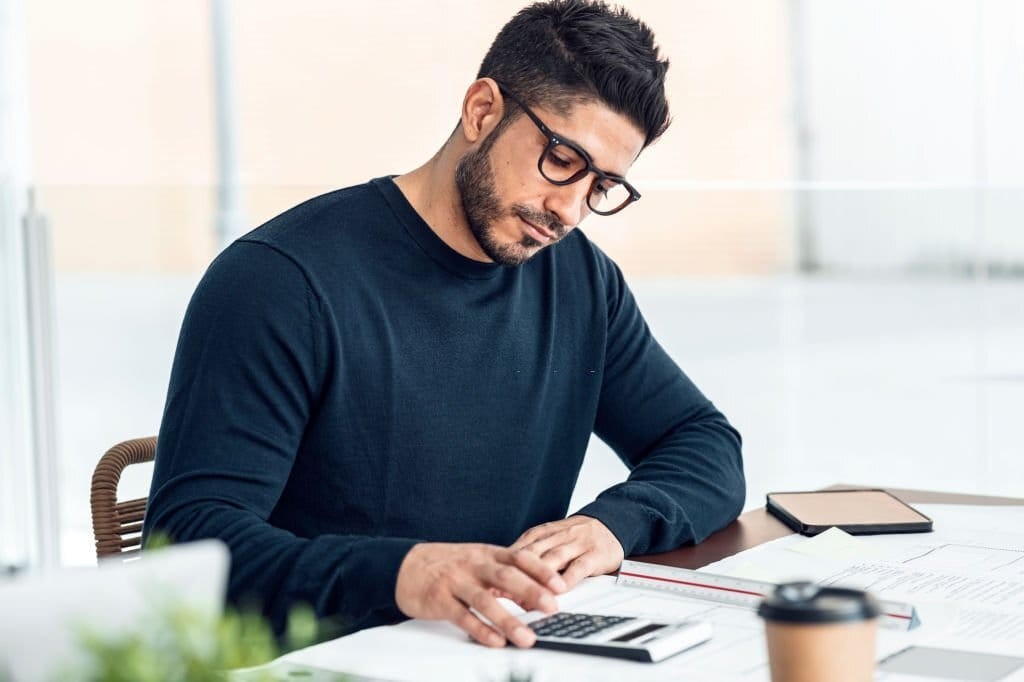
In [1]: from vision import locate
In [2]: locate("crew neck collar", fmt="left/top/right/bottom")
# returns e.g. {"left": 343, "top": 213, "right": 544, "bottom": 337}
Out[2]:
{"left": 372, "top": 176, "right": 503, "bottom": 280}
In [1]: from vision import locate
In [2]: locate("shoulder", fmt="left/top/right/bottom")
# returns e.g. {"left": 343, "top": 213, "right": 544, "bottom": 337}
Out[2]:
{"left": 242, "top": 180, "right": 387, "bottom": 250}
{"left": 191, "top": 240, "right": 320, "bottom": 329}
{"left": 234, "top": 178, "right": 401, "bottom": 270}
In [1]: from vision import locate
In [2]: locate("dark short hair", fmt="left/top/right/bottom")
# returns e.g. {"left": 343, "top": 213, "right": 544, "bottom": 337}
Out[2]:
{"left": 477, "top": 0, "right": 671, "bottom": 147}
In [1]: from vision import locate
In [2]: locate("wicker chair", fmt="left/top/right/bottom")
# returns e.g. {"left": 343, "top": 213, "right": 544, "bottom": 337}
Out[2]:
{"left": 90, "top": 436, "right": 157, "bottom": 560}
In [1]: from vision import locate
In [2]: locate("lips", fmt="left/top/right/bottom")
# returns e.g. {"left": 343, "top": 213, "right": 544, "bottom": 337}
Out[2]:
{"left": 519, "top": 215, "right": 556, "bottom": 243}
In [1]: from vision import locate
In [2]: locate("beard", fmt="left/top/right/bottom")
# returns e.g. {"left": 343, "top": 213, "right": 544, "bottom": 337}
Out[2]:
{"left": 454, "top": 136, "right": 566, "bottom": 267}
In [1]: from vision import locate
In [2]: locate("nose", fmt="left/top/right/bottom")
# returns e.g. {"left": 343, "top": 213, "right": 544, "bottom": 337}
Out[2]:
{"left": 542, "top": 178, "right": 593, "bottom": 229}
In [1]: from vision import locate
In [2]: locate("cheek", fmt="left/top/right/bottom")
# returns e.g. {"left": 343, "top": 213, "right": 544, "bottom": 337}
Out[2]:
{"left": 491, "top": 140, "right": 544, "bottom": 196}
{"left": 496, "top": 157, "right": 531, "bottom": 195}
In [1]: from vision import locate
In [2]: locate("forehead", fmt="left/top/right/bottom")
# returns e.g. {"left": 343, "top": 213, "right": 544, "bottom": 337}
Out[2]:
{"left": 527, "top": 99, "right": 646, "bottom": 177}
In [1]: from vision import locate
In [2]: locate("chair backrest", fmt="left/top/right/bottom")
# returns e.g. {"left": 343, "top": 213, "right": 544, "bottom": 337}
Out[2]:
{"left": 90, "top": 436, "right": 157, "bottom": 560}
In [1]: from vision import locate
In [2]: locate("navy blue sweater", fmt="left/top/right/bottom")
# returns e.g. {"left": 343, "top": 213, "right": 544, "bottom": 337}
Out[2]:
{"left": 145, "top": 177, "right": 744, "bottom": 633}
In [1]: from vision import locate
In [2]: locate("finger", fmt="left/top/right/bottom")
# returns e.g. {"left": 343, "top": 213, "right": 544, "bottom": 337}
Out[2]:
{"left": 534, "top": 541, "right": 586, "bottom": 573}
{"left": 461, "top": 588, "right": 536, "bottom": 648}
{"left": 517, "top": 529, "right": 579, "bottom": 563}
{"left": 522, "top": 519, "right": 590, "bottom": 553}
{"left": 560, "top": 555, "right": 594, "bottom": 590}
{"left": 511, "top": 521, "right": 561, "bottom": 548}
{"left": 480, "top": 559, "right": 559, "bottom": 616}
{"left": 517, "top": 537, "right": 561, "bottom": 559}
{"left": 454, "top": 606, "right": 507, "bottom": 648}
{"left": 506, "top": 548, "right": 567, "bottom": 595}
{"left": 489, "top": 588, "right": 530, "bottom": 611}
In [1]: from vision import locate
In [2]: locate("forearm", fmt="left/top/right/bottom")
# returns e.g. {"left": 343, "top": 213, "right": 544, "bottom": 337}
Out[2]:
{"left": 581, "top": 407, "right": 745, "bottom": 556}
{"left": 589, "top": 256, "right": 745, "bottom": 554}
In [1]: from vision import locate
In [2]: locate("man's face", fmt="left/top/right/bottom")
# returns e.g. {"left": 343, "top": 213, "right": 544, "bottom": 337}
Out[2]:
{"left": 455, "top": 98, "right": 645, "bottom": 267}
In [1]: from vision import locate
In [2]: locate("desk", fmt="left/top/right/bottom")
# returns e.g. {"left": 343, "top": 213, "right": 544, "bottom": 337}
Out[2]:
{"left": 275, "top": 486, "right": 1024, "bottom": 681}
{"left": 633, "top": 485, "right": 1024, "bottom": 570}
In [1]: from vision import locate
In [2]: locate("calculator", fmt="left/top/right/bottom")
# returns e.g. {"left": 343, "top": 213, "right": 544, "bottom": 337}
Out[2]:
{"left": 521, "top": 611, "right": 712, "bottom": 663}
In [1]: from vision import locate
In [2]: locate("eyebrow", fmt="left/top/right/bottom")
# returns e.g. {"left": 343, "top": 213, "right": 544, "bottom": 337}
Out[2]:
{"left": 547, "top": 123, "right": 631, "bottom": 180}
{"left": 504, "top": 87, "right": 632, "bottom": 180}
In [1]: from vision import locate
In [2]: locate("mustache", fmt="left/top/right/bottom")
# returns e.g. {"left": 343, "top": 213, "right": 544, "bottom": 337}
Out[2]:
{"left": 513, "top": 206, "right": 567, "bottom": 238}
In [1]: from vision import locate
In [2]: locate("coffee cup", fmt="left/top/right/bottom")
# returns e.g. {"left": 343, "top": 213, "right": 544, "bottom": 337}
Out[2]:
{"left": 757, "top": 582, "right": 880, "bottom": 682}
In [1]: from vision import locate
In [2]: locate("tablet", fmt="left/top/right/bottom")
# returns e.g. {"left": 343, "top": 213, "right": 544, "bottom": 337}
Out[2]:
{"left": 766, "top": 489, "right": 933, "bottom": 536}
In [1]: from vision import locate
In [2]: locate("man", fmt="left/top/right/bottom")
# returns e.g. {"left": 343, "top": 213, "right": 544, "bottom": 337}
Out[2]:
{"left": 144, "top": 0, "right": 744, "bottom": 650}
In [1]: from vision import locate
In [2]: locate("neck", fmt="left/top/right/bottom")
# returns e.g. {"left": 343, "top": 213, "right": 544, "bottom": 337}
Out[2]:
{"left": 393, "top": 143, "right": 491, "bottom": 262}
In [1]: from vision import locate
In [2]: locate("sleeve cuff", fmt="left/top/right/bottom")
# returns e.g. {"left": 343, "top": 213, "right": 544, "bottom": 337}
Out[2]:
{"left": 573, "top": 497, "right": 652, "bottom": 557}
{"left": 340, "top": 536, "right": 421, "bottom": 627}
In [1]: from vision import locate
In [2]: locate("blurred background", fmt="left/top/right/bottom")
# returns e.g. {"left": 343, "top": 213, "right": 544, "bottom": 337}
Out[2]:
{"left": 1, "top": 0, "right": 1022, "bottom": 570}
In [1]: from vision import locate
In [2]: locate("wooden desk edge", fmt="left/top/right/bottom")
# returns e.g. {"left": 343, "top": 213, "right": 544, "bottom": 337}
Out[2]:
{"left": 632, "top": 484, "right": 1024, "bottom": 571}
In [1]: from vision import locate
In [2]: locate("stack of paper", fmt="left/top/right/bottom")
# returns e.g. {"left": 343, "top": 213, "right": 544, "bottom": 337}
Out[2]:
{"left": 277, "top": 505, "right": 1024, "bottom": 681}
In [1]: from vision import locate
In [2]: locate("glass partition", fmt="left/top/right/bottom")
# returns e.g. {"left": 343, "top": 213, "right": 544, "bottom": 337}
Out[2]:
{"left": 14, "top": 0, "right": 1024, "bottom": 566}
{"left": 0, "top": 179, "right": 35, "bottom": 572}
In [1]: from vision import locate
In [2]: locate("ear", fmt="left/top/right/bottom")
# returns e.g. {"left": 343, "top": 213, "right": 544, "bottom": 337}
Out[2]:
{"left": 459, "top": 78, "right": 505, "bottom": 145}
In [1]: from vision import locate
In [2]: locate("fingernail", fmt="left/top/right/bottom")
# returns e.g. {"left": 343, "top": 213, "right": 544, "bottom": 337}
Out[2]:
{"left": 540, "top": 593, "right": 557, "bottom": 612}
{"left": 514, "top": 626, "right": 536, "bottom": 647}
{"left": 548, "top": 575, "right": 567, "bottom": 592}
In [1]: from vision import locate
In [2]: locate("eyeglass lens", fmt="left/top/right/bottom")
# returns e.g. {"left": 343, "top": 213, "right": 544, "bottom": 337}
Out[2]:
{"left": 540, "top": 142, "right": 631, "bottom": 214}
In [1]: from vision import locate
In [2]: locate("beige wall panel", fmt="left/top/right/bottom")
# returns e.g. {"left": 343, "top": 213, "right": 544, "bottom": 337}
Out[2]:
{"left": 42, "top": 186, "right": 214, "bottom": 272}
{"left": 587, "top": 188, "right": 793, "bottom": 276}
{"left": 27, "top": 1, "right": 214, "bottom": 185}
{"left": 232, "top": 0, "right": 522, "bottom": 187}
{"left": 28, "top": 0, "right": 793, "bottom": 274}
{"left": 626, "top": 1, "right": 794, "bottom": 183}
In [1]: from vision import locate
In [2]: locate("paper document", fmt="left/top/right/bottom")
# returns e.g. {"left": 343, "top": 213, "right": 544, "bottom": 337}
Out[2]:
{"left": 278, "top": 504, "right": 1024, "bottom": 681}
{"left": 281, "top": 576, "right": 777, "bottom": 682}
{"left": 282, "top": 573, "right": 912, "bottom": 682}
{"left": 705, "top": 504, "right": 1024, "bottom": 655}
{"left": 786, "top": 526, "right": 884, "bottom": 561}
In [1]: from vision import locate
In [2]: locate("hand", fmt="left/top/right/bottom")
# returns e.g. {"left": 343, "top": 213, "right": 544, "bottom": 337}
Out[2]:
{"left": 395, "top": 542, "right": 567, "bottom": 648}
{"left": 511, "top": 516, "right": 624, "bottom": 590}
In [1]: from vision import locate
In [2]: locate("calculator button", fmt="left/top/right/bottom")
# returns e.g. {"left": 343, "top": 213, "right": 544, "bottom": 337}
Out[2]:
{"left": 528, "top": 612, "right": 639, "bottom": 640}
{"left": 528, "top": 610, "right": 638, "bottom": 638}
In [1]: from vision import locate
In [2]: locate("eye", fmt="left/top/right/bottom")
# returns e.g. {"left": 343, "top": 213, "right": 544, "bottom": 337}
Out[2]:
{"left": 549, "top": 152, "right": 573, "bottom": 169}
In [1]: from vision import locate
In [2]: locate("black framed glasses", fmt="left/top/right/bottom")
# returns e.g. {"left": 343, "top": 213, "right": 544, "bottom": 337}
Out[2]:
{"left": 496, "top": 83, "right": 641, "bottom": 216}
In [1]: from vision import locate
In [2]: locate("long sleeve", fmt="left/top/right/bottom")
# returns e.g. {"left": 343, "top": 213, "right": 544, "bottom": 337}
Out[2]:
{"left": 143, "top": 177, "right": 744, "bottom": 637}
{"left": 143, "top": 241, "right": 417, "bottom": 634}
{"left": 575, "top": 259, "right": 745, "bottom": 556}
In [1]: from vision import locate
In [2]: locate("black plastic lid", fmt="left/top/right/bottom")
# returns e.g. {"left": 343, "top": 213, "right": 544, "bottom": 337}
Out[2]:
{"left": 757, "top": 582, "right": 881, "bottom": 624}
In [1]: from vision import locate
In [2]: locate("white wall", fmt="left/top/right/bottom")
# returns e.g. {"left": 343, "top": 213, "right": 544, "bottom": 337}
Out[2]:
{"left": 801, "top": 0, "right": 1024, "bottom": 270}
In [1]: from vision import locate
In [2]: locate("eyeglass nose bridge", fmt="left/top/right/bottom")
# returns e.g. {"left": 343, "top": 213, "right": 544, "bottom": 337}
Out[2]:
{"left": 541, "top": 158, "right": 626, "bottom": 217}
{"left": 497, "top": 81, "right": 640, "bottom": 216}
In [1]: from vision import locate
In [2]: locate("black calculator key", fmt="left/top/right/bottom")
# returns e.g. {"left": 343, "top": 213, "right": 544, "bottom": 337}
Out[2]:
{"left": 529, "top": 613, "right": 636, "bottom": 639}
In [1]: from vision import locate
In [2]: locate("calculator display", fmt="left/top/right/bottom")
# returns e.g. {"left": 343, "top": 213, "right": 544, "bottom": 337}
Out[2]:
{"left": 612, "top": 623, "right": 666, "bottom": 642}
